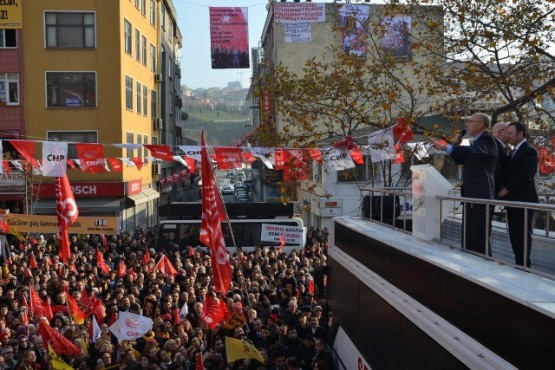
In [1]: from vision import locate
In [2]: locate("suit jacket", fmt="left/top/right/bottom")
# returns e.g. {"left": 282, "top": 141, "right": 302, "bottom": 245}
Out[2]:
{"left": 450, "top": 131, "right": 498, "bottom": 199}
{"left": 505, "top": 141, "right": 538, "bottom": 203}
{"left": 494, "top": 138, "right": 510, "bottom": 195}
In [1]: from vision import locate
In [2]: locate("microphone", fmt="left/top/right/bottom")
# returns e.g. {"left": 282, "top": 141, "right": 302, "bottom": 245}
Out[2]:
{"left": 453, "top": 129, "right": 467, "bottom": 145}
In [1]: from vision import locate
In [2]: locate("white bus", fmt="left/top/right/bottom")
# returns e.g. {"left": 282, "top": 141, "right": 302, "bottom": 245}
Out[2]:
{"left": 158, "top": 202, "right": 305, "bottom": 251}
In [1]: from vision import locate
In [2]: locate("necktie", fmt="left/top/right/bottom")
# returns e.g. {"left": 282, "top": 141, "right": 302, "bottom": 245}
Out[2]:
{"left": 505, "top": 146, "right": 511, "bottom": 156}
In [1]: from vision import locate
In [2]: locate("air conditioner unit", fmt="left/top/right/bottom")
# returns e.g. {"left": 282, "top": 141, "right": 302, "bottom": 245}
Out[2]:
{"left": 152, "top": 163, "right": 162, "bottom": 175}
{"left": 154, "top": 73, "right": 162, "bottom": 83}
{"left": 153, "top": 118, "right": 163, "bottom": 130}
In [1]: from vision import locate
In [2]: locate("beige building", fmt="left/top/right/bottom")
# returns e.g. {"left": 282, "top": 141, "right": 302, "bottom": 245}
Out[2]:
{"left": 256, "top": 2, "right": 444, "bottom": 229}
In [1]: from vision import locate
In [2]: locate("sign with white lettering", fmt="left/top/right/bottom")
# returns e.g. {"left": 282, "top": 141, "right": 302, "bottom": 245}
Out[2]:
{"left": 285, "top": 23, "right": 311, "bottom": 43}
{"left": 274, "top": 3, "right": 325, "bottom": 23}
{"left": 260, "top": 223, "right": 304, "bottom": 245}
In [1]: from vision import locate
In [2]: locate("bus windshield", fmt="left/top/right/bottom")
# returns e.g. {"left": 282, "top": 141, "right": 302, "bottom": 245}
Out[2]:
{"left": 159, "top": 218, "right": 305, "bottom": 250}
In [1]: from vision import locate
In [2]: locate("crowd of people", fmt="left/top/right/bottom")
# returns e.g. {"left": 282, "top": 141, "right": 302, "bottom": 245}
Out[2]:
{"left": 0, "top": 225, "right": 334, "bottom": 370}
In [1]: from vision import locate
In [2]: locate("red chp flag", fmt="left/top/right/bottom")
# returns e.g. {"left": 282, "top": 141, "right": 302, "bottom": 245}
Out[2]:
{"left": 9, "top": 140, "right": 40, "bottom": 169}
{"left": 55, "top": 175, "right": 79, "bottom": 265}
{"left": 75, "top": 143, "right": 107, "bottom": 173}
{"left": 213, "top": 147, "right": 243, "bottom": 170}
{"left": 38, "top": 318, "right": 81, "bottom": 357}
{"left": 97, "top": 250, "right": 110, "bottom": 275}
{"left": 144, "top": 144, "right": 175, "bottom": 162}
{"left": 199, "top": 131, "right": 232, "bottom": 294}
{"left": 200, "top": 294, "right": 226, "bottom": 329}
{"left": 155, "top": 255, "right": 178, "bottom": 277}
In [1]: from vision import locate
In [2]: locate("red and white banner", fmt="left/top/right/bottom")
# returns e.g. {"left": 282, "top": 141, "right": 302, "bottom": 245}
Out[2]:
{"left": 41, "top": 141, "right": 68, "bottom": 177}
{"left": 214, "top": 147, "right": 243, "bottom": 170}
{"left": 209, "top": 7, "right": 250, "bottom": 69}
{"left": 109, "top": 311, "right": 153, "bottom": 342}
{"left": 200, "top": 131, "right": 232, "bottom": 294}
{"left": 55, "top": 175, "right": 79, "bottom": 265}
{"left": 144, "top": 144, "right": 175, "bottom": 162}
{"left": 274, "top": 2, "right": 326, "bottom": 23}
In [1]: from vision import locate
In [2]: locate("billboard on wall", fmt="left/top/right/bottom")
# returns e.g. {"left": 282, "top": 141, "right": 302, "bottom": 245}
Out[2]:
{"left": 0, "top": 0, "right": 23, "bottom": 29}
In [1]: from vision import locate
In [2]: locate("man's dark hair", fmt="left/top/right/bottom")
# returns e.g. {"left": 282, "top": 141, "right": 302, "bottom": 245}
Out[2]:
{"left": 509, "top": 121, "right": 528, "bottom": 138}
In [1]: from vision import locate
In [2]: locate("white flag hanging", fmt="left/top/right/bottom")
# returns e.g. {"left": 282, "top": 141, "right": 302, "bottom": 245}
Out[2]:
{"left": 323, "top": 148, "right": 355, "bottom": 171}
{"left": 91, "top": 315, "right": 102, "bottom": 343}
{"left": 178, "top": 145, "right": 202, "bottom": 161}
{"left": 248, "top": 147, "right": 275, "bottom": 169}
{"left": 109, "top": 311, "right": 153, "bottom": 342}
{"left": 41, "top": 141, "right": 68, "bottom": 177}
{"left": 179, "top": 302, "right": 189, "bottom": 323}
{"left": 368, "top": 128, "right": 395, "bottom": 163}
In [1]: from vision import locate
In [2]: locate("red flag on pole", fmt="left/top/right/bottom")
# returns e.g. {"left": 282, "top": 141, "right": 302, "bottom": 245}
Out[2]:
{"left": 200, "top": 295, "right": 225, "bottom": 329}
{"left": 155, "top": 255, "right": 178, "bottom": 277}
{"left": 96, "top": 250, "right": 110, "bottom": 275}
{"left": 143, "top": 248, "right": 151, "bottom": 265}
{"left": 199, "top": 131, "right": 232, "bottom": 294}
{"left": 55, "top": 175, "right": 78, "bottom": 265}
{"left": 38, "top": 318, "right": 81, "bottom": 357}
{"left": 29, "top": 253, "right": 38, "bottom": 269}
{"left": 117, "top": 261, "right": 127, "bottom": 278}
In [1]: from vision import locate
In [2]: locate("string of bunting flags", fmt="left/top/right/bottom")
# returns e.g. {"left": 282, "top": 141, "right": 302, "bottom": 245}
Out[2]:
{"left": 0, "top": 122, "right": 416, "bottom": 180}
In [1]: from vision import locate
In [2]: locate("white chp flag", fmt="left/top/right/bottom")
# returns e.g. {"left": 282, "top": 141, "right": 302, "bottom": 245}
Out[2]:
{"left": 41, "top": 141, "right": 68, "bottom": 177}
{"left": 248, "top": 147, "right": 275, "bottom": 169}
{"left": 368, "top": 127, "right": 395, "bottom": 163}
{"left": 179, "top": 302, "right": 189, "bottom": 323}
{"left": 109, "top": 311, "right": 153, "bottom": 342}
{"left": 91, "top": 315, "right": 102, "bottom": 343}
{"left": 178, "top": 145, "right": 202, "bottom": 161}
{"left": 323, "top": 148, "right": 355, "bottom": 171}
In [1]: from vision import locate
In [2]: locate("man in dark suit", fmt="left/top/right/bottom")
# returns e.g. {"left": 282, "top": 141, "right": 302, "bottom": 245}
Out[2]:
{"left": 490, "top": 122, "right": 511, "bottom": 252}
{"left": 498, "top": 122, "right": 538, "bottom": 267}
{"left": 432, "top": 112, "right": 498, "bottom": 255}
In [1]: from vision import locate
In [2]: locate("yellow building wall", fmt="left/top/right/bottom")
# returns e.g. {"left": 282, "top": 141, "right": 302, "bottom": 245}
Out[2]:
{"left": 22, "top": 0, "right": 158, "bottom": 185}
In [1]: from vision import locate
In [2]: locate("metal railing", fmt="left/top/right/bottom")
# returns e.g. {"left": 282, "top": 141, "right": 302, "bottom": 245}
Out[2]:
{"left": 360, "top": 187, "right": 555, "bottom": 278}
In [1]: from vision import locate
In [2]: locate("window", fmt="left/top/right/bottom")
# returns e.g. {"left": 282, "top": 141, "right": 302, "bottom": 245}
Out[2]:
{"left": 136, "top": 81, "right": 142, "bottom": 114}
{"left": 135, "top": 29, "right": 140, "bottom": 60}
{"left": 141, "top": 0, "right": 146, "bottom": 16}
{"left": 125, "top": 76, "right": 133, "bottom": 110}
{"left": 150, "top": 44, "right": 156, "bottom": 72}
{"left": 46, "top": 72, "right": 96, "bottom": 108}
{"left": 168, "top": 56, "right": 173, "bottom": 78}
{"left": 137, "top": 134, "right": 143, "bottom": 160}
{"left": 142, "top": 35, "right": 147, "bottom": 65}
{"left": 45, "top": 12, "right": 95, "bottom": 48}
{"left": 151, "top": 90, "right": 157, "bottom": 118}
{"left": 47, "top": 131, "right": 98, "bottom": 159}
{"left": 0, "top": 74, "right": 19, "bottom": 106}
{"left": 0, "top": 29, "right": 16, "bottom": 48}
{"left": 124, "top": 19, "right": 132, "bottom": 54}
{"left": 135, "top": 0, "right": 140, "bottom": 9}
{"left": 143, "top": 136, "right": 149, "bottom": 163}
{"left": 161, "top": 5, "right": 166, "bottom": 29}
{"left": 143, "top": 85, "right": 148, "bottom": 116}
{"left": 337, "top": 157, "right": 376, "bottom": 182}
{"left": 126, "top": 132, "right": 134, "bottom": 158}
{"left": 150, "top": 0, "right": 155, "bottom": 25}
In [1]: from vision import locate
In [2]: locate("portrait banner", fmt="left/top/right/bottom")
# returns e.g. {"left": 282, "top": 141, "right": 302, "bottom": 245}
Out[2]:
{"left": 210, "top": 7, "right": 250, "bottom": 69}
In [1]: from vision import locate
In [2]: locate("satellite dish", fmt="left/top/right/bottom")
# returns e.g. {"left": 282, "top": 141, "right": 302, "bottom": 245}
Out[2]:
{"left": 181, "top": 112, "right": 189, "bottom": 121}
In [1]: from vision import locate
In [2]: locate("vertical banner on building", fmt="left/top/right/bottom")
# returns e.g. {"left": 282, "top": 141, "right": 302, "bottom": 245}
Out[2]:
{"left": 209, "top": 7, "right": 250, "bottom": 69}
{"left": 382, "top": 16, "right": 412, "bottom": 60}
{"left": 338, "top": 4, "right": 370, "bottom": 56}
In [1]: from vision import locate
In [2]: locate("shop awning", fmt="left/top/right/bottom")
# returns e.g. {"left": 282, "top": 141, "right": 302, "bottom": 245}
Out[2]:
{"left": 126, "top": 188, "right": 160, "bottom": 206}
{"left": 32, "top": 198, "right": 122, "bottom": 213}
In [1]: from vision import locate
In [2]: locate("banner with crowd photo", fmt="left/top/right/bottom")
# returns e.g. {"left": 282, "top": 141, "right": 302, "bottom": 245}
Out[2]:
{"left": 209, "top": 7, "right": 250, "bottom": 69}
{"left": 339, "top": 4, "right": 370, "bottom": 56}
{"left": 382, "top": 15, "right": 412, "bottom": 60}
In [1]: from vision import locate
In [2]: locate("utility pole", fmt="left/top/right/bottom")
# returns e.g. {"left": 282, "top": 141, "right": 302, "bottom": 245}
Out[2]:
{"left": 237, "top": 72, "right": 245, "bottom": 89}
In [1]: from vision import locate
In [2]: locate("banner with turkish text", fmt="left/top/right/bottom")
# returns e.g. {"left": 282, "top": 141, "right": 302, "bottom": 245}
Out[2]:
{"left": 209, "top": 7, "right": 250, "bottom": 69}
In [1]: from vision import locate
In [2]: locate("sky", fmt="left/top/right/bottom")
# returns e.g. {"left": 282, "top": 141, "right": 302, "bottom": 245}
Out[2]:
{"left": 173, "top": 0, "right": 269, "bottom": 90}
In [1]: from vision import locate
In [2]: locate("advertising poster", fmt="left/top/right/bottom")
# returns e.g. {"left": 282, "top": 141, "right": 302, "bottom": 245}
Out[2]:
{"left": 209, "top": 7, "right": 250, "bottom": 69}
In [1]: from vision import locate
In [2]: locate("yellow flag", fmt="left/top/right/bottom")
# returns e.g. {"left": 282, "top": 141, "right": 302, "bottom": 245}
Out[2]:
{"left": 47, "top": 343, "right": 75, "bottom": 370}
{"left": 225, "top": 337, "right": 265, "bottom": 364}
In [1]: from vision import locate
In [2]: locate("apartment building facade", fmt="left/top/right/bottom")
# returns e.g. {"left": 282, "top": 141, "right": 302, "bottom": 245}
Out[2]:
{"left": 0, "top": 0, "right": 182, "bottom": 231}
